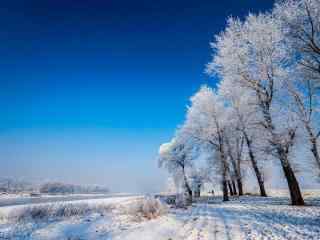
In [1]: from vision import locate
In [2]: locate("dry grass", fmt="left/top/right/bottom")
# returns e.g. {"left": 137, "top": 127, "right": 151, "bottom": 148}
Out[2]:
{"left": 8, "top": 202, "right": 113, "bottom": 222}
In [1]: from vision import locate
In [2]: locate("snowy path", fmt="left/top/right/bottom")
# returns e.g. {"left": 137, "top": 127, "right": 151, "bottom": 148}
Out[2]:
{"left": 114, "top": 196, "right": 320, "bottom": 240}
{"left": 116, "top": 203, "right": 246, "bottom": 240}
{"left": 1, "top": 196, "right": 320, "bottom": 239}
{"left": 113, "top": 198, "right": 320, "bottom": 240}
{"left": 170, "top": 204, "right": 243, "bottom": 240}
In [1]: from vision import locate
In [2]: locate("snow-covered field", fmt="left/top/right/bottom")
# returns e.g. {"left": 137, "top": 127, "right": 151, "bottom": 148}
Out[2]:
{"left": 0, "top": 193, "right": 135, "bottom": 207}
{"left": 0, "top": 191, "right": 320, "bottom": 240}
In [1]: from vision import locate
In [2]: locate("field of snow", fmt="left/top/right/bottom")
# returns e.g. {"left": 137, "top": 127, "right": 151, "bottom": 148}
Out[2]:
{"left": 0, "top": 193, "right": 137, "bottom": 208}
{"left": 0, "top": 191, "right": 320, "bottom": 240}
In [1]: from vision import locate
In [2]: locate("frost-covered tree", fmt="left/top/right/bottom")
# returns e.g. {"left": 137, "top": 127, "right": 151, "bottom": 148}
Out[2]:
{"left": 208, "top": 14, "right": 305, "bottom": 205}
{"left": 275, "top": 0, "right": 320, "bottom": 176}
{"left": 158, "top": 137, "right": 194, "bottom": 201}
{"left": 275, "top": 0, "right": 320, "bottom": 84}
{"left": 182, "top": 86, "right": 231, "bottom": 201}
{"left": 284, "top": 65, "right": 320, "bottom": 176}
{"left": 164, "top": 177, "right": 177, "bottom": 194}
{"left": 223, "top": 120, "right": 245, "bottom": 196}
{"left": 190, "top": 169, "right": 206, "bottom": 198}
{"left": 219, "top": 82, "right": 267, "bottom": 196}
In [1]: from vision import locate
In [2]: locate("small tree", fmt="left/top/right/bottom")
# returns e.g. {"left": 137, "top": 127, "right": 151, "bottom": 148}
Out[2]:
{"left": 159, "top": 138, "right": 194, "bottom": 203}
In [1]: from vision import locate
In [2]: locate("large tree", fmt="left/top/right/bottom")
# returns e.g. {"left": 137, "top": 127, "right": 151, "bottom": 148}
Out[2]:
{"left": 275, "top": 0, "right": 320, "bottom": 177}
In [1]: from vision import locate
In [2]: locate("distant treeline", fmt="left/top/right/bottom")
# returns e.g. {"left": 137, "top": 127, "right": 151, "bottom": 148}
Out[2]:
{"left": 39, "top": 182, "right": 109, "bottom": 194}
{"left": 0, "top": 178, "right": 109, "bottom": 194}
{"left": 0, "top": 178, "right": 35, "bottom": 193}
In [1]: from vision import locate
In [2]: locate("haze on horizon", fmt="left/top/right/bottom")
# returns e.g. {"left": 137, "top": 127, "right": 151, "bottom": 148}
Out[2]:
{"left": 0, "top": 0, "right": 277, "bottom": 193}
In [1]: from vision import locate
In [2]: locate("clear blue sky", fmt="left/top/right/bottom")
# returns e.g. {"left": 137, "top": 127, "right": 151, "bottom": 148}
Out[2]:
{"left": 0, "top": 0, "right": 274, "bottom": 193}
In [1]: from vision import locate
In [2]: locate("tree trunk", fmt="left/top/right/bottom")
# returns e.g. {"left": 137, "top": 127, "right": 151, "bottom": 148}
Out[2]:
{"left": 219, "top": 138, "right": 229, "bottom": 202}
{"left": 225, "top": 137, "right": 243, "bottom": 196}
{"left": 222, "top": 178, "right": 229, "bottom": 201}
{"left": 251, "top": 74, "right": 304, "bottom": 205}
{"left": 278, "top": 150, "right": 305, "bottom": 206}
{"left": 227, "top": 181, "right": 234, "bottom": 196}
{"left": 182, "top": 167, "right": 192, "bottom": 202}
{"left": 237, "top": 178, "right": 243, "bottom": 196}
{"left": 185, "top": 181, "right": 192, "bottom": 199}
{"left": 221, "top": 155, "right": 229, "bottom": 201}
{"left": 232, "top": 180, "right": 237, "bottom": 195}
{"left": 236, "top": 153, "right": 244, "bottom": 196}
{"left": 194, "top": 184, "right": 201, "bottom": 198}
{"left": 263, "top": 108, "right": 304, "bottom": 205}
{"left": 243, "top": 131, "right": 267, "bottom": 197}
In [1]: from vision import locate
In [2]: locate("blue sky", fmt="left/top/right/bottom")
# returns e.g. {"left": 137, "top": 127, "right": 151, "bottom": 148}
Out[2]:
{"left": 0, "top": 0, "right": 275, "bottom": 193}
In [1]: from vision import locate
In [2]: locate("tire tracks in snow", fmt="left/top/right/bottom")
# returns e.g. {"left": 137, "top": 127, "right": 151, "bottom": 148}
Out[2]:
{"left": 173, "top": 203, "right": 214, "bottom": 240}
{"left": 172, "top": 203, "right": 245, "bottom": 240}
{"left": 185, "top": 204, "right": 206, "bottom": 240}
{"left": 173, "top": 204, "right": 201, "bottom": 240}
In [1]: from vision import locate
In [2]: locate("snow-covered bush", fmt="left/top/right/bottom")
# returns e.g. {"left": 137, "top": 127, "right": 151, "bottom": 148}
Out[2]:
{"left": 127, "top": 197, "right": 168, "bottom": 220}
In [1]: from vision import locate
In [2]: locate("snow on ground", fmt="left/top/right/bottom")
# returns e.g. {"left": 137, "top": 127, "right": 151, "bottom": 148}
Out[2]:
{"left": 0, "top": 191, "right": 320, "bottom": 240}
{"left": 115, "top": 195, "right": 320, "bottom": 240}
{"left": 0, "top": 193, "right": 136, "bottom": 207}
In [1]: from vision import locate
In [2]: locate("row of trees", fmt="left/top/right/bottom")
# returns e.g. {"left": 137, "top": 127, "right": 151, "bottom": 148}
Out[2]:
{"left": 0, "top": 178, "right": 35, "bottom": 193}
{"left": 0, "top": 178, "right": 109, "bottom": 195}
{"left": 159, "top": 0, "right": 320, "bottom": 206}
{"left": 39, "top": 182, "right": 109, "bottom": 194}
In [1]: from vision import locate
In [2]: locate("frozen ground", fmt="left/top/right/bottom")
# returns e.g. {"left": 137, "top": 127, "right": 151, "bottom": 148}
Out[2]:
{"left": 0, "top": 191, "right": 320, "bottom": 240}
